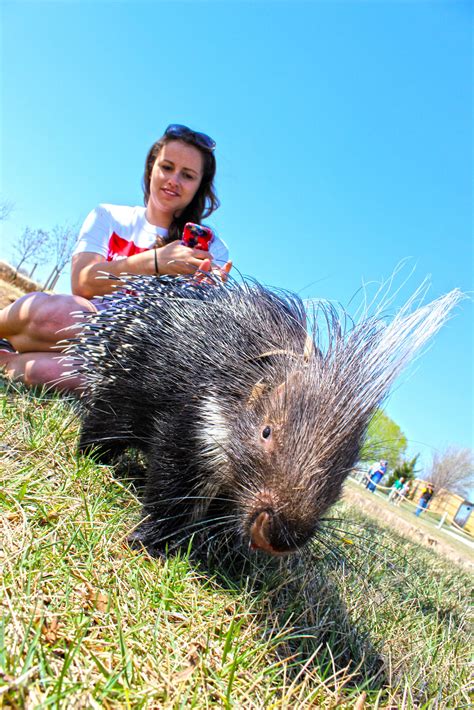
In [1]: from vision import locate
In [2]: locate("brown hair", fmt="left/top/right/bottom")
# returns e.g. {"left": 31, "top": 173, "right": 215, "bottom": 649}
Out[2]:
{"left": 142, "top": 131, "right": 220, "bottom": 244}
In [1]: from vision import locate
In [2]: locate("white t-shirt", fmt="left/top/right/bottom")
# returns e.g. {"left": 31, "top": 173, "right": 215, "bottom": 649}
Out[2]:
{"left": 73, "top": 204, "right": 229, "bottom": 265}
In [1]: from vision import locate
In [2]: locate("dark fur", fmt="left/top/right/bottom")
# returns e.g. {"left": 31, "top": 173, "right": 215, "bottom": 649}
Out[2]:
{"left": 66, "top": 274, "right": 461, "bottom": 556}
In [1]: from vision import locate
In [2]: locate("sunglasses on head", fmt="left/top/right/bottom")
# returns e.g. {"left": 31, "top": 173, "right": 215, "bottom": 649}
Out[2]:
{"left": 164, "top": 124, "right": 216, "bottom": 151}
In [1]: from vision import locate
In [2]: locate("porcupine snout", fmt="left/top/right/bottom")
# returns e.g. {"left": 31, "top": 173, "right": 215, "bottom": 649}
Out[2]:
{"left": 246, "top": 492, "right": 314, "bottom": 556}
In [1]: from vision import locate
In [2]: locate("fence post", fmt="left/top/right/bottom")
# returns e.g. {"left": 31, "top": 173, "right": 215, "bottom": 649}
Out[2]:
{"left": 437, "top": 512, "right": 448, "bottom": 529}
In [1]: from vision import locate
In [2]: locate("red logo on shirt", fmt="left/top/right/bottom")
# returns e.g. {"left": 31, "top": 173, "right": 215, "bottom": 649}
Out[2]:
{"left": 107, "top": 232, "right": 149, "bottom": 261}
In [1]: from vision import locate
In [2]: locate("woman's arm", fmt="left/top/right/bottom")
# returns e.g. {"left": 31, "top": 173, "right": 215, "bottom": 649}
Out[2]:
{"left": 71, "top": 242, "right": 214, "bottom": 298}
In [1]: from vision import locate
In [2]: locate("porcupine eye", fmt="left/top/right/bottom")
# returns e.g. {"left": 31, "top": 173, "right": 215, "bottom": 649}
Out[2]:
{"left": 261, "top": 426, "right": 272, "bottom": 439}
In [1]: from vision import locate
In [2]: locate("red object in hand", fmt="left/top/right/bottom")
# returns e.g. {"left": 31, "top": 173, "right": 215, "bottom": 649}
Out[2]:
{"left": 181, "top": 223, "right": 213, "bottom": 251}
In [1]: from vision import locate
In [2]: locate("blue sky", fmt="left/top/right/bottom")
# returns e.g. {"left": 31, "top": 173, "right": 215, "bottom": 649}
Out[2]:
{"left": 1, "top": 0, "right": 472, "bottom": 476}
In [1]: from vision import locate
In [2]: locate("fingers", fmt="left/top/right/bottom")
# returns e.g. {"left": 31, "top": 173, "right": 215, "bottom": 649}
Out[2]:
{"left": 196, "top": 259, "right": 231, "bottom": 277}
{"left": 194, "top": 260, "right": 233, "bottom": 285}
{"left": 172, "top": 245, "right": 213, "bottom": 275}
{"left": 192, "top": 248, "right": 212, "bottom": 260}
{"left": 193, "top": 259, "right": 213, "bottom": 284}
{"left": 199, "top": 258, "right": 212, "bottom": 273}
{"left": 221, "top": 261, "right": 233, "bottom": 282}
{"left": 156, "top": 242, "right": 232, "bottom": 280}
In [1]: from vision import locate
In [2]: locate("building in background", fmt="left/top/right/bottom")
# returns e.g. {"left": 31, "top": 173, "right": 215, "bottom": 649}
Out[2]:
{"left": 410, "top": 478, "right": 474, "bottom": 534}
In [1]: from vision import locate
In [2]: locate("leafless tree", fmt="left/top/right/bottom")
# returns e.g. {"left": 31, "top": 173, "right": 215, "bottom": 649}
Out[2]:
{"left": 44, "top": 222, "right": 79, "bottom": 289}
{"left": 427, "top": 446, "right": 474, "bottom": 498}
{"left": 12, "top": 227, "right": 52, "bottom": 273}
{"left": 53, "top": 222, "right": 79, "bottom": 271}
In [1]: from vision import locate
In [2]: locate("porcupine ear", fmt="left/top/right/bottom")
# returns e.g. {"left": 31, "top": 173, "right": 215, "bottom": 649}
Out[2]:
{"left": 247, "top": 332, "right": 315, "bottom": 410}
{"left": 247, "top": 380, "right": 267, "bottom": 407}
{"left": 247, "top": 376, "right": 301, "bottom": 420}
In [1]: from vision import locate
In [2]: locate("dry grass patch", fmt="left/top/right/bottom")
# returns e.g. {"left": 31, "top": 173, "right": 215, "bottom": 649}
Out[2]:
{"left": 0, "top": 279, "right": 25, "bottom": 309}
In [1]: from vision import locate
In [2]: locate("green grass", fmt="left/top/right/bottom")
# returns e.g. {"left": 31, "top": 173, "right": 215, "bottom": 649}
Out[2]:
{"left": 1, "top": 384, "right": 472, "bottom": 708}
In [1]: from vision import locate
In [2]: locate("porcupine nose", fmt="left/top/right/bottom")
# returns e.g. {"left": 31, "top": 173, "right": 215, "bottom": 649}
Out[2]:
{"left": 249, "top": 510, "right": 291, "bottom": 556}
{"left": 249, "top": 510, "right": 273, "bottom": 553}
{"left": 249, "top": 506, "right": 313, "bottom": 555}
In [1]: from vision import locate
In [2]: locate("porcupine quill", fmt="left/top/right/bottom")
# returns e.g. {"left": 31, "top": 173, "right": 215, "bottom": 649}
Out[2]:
{"left": 63, "top": 273, "right": 463, "bottom": 557}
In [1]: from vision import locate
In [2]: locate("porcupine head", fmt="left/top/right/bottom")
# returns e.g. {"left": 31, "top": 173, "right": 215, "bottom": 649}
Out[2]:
{"left": 191, "top": 286, "right": 462, "bottom": 557}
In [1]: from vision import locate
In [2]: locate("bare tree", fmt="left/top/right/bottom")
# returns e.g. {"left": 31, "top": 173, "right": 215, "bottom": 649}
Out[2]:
{"left": 44, "top": 222, "right": 79, "bottom": 289}
{"left": 427, "top": 446, "right": 474, "bottom": 498}
{"left": 12, "top": 227, "right": 51, "bottom": 274}
{"left": 53, "top": 222, "right": 79, "bottom": 272}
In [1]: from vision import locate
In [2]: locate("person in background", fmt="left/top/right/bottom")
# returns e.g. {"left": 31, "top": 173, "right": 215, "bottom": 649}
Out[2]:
{"left": 366, "top": 460, "right": 388, "bottom": 493}
{"left": 0, "top": 124, "right": 231, "bottom": 392}
{"left": 415, "top": 484, "right": 434, "bottom": 516}
{"left": 394, "top": 479, "right": 411, "bottom": 506}
{"left": 388, "top": 476, "right": 406, "bottom": 502}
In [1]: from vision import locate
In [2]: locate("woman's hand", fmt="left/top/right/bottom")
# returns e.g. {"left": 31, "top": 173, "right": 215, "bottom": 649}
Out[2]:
{"left": 71, "top": 246, "right": 231, "bottom": 299}
{"left": 194, "top": 259, "right": 233, "bottom": 284}
{"left": 155, "top": 241, "right": 212, "bottom": 276}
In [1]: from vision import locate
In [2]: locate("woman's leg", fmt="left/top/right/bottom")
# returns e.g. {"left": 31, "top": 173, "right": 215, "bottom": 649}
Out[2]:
{"left": 0, "top": 292, "right": 97, "bottom": 352}
{"left": 0, "top": 292, "right": 97, "bottom": 391}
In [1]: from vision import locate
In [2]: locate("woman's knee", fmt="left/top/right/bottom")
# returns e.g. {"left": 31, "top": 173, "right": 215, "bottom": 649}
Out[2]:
{"left": 0, "top": 291, "right": 45, "bottom": 332}
{"left": 28, "top": 294, "right": 94, "bottom": 341}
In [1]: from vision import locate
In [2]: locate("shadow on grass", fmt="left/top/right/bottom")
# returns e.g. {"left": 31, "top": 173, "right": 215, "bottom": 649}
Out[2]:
{"left": 194, "top": 543, "right": 388, "bottom": 692}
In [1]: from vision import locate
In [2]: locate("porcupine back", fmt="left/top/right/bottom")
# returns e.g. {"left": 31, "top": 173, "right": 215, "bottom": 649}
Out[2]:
{"left": 66, "top": 274, "right": 462, "bottom": 556}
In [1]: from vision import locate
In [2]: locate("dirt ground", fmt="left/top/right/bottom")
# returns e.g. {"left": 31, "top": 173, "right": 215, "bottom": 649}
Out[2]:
{"left": 344, "top": 484, "right": 474, "bottom": 572}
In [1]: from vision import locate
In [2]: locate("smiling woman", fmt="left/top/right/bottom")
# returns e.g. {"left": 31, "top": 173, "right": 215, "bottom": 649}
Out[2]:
{"left": 148, "top": 142, "right": 204, "bottom": 219}
{"left": 0, "top": 124, "right": 231, "bottom": 391}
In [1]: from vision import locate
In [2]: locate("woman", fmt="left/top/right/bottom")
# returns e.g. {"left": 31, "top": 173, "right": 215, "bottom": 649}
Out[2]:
{"left": 0, "top": 124, "right": 231, "bottom": 390}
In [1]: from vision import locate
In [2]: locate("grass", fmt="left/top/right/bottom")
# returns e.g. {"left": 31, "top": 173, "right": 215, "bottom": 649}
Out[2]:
{"left": 1, "top": 384, "right": 473, "bottom": 708}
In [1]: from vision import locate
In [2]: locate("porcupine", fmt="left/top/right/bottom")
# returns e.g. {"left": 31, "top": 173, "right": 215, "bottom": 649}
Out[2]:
{"left": 65, "top": 273, "right": 461, "bottom": 557}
